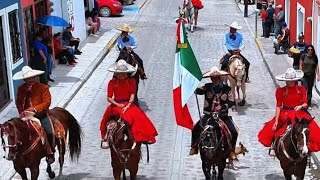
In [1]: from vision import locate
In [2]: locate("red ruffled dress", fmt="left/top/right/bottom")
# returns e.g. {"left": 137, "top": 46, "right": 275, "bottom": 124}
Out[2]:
{"left": 258, "top": 85, "right": 320, "bottom": 152}
{"left": 192, "top": 0, "right": 204, "bottom": 9}
{"left": 100, "top": 78, "right": 158, "bottom": 143}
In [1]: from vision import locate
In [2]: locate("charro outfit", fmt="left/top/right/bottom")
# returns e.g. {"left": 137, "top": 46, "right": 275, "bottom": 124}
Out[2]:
{"left": 221, "top": 21, "right": 250, "bottom": 82}
{"left": 258, "top": 69, "right": 320, "bottom": 152}
{"left": 100, "top": 61, "right": 157, "bottom": 143}
{"left": 14, "top": 66, "right": 55, "bottom": 163}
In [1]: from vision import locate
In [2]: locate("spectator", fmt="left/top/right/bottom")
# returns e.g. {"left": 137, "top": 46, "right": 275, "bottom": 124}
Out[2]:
{"left": 299, "top": 45, "right": 320, "bottom": 109}
{"left": 53, "top": 32, "right": 77, "bottom": 66}
{"left": 33, "top": 32, "right": 48, "bottom": 85}
{"left": 62, "top": 24, "right": 82, "bottom": 55}
{"left": 91, "top": 8, "right": 101, "bottom": 33}
{"left": 273, "top": 22, "right": 290, "bottom": 54}
{"left": 39, "top": 27, "right": 55, "bottom": 82}
{"left": 265, "top": 3, "right": 275, "bottom": 38}
{"left": 260, "top": 6, "right": 267, "bottom": 37}
{"left": 85, "top": 11, "right": 98, "bottom": 36}
{"left": 273, "top": 5, "right": 285, "bottom": 38}
{"left": 289, "top": 33, "right": 308, "bottom": 70}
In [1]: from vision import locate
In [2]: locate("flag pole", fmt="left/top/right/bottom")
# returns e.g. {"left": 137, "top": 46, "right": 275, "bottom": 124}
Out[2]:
{"left": 195, "top": 93, "right": 201, "bottom": 119}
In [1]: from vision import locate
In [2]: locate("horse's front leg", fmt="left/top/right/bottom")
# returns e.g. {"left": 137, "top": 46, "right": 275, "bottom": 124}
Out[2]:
{"left": 14, "top": 163, "right": 28, "bottom": 180}
{"left": 231, "top": 86, "right": 237, "bottom": 111}
{"left": 201, "top": 162, "right": 211, "bottom": 180}
{"left": 217, "top": 161, "right": 226, "bottom": 180}
{"left": 30, "top": 165, "right": 40, "bottom": 180}
{"left": 46, "top": 163, "right": 56, "bottom": 179}
{"left": 238, "top": 82, "right": 246, "bottom": 106}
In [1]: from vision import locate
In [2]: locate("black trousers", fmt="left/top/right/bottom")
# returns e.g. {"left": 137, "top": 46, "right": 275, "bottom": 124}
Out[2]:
{"left": 69, "top": 40, "right": 80, "bottom": 51}
{"left": 36, "top": 114, "right": 54, "bottom": 151}
{"left": 191, "top": 114, "right": 238, "bottom": 150}
{"left": 221, "top": 51, "right": 250, "bottom": 81}
{"left": 56, "top": 49, "right": 74, "bottom": 64}
{"left": 301, "top": 73, "right": 315, "bottom": 106}
{"left": 33, "top": 60, "right": 48, "bottom": 84}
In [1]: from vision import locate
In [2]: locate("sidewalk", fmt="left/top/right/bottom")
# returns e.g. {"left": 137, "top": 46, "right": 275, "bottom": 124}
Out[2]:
{"left": 237, "top": 3, "right": 320, "bottom": 168}
{"left": 0, "top": 0, "right": 149, "bottom": 179}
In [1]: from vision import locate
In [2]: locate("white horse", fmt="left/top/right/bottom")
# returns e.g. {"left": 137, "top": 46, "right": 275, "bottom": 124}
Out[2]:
{"left": 227, "top": 55, "right": 246, "bottom": 110}
{"left": 182, "top": 0, "right": 195, "bottom": 32}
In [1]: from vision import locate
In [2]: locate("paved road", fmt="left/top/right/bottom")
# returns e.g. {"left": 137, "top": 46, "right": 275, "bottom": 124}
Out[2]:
{"left": 11, "top": 0, "right": 320, "bottom": 179}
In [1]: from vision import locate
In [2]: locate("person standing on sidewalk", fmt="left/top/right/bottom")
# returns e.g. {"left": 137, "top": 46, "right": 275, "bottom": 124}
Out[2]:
{"left": 260, "top": 6, "right": 267, "bottom": 37}
{"left": 273, "top": 5, "right": 284, "bottom": 38}
{"left": 258, "top": 68, "right": 320, "bottom": 156}
{"left": 265, "top": 3, "right": 275, "bottom": 38}
{"left": 299, "top": 45, "right": 320, "bottom": 109}
{"left": 221, "top": 21, "right": 250, "bottom": 83}
{"left": 33, "top": 32, "right": 48, "bottom": 85}
{"left": 289, "top": 33, "right": 308, "bottom": 70}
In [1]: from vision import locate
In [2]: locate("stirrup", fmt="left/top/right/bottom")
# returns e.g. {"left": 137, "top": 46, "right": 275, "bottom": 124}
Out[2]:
{"left": 100, "top": 140, "right": 110, "bottom": 149}
{"left": 189, "top": 147, "right": 198, "bottom": 155}
{"left": 268, "top": 148, "right": 276, "bottom": 157}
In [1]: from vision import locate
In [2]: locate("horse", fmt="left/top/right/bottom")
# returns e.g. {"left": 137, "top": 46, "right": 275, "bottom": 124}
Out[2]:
{"left": 181, "top": 0, "right": 195, "bottom": 32}
{"left": 105, "top": 117, "right": 141, "bottom": 180}
{"left": 199, "top": 112, "right": 230, "bottom": 180}
{"left": 227, "top": 55, "right": 246, "bottom": 110}
{"left": 117, "top": 47, "right": 143, "bottom": 102}
{"left": 0, "top": 107, "right": 82, "bottom": 179}
{"left": 275, "top": 117, "right": 311, "bottom": 180}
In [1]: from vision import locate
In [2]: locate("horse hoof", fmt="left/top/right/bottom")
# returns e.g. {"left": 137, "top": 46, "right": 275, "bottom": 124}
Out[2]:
{"left": 238, "top": 100, "right": 245, "bottom": 106}
{"left": 49, "top": 171, "right": 55, "bottom": 179}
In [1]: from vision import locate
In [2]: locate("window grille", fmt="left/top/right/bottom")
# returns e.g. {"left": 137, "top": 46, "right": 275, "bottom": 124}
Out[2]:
{"left": 8, "top": 10, "right": 22, "bottom": 63}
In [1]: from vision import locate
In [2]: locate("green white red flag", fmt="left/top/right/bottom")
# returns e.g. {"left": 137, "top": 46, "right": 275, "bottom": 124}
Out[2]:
{"left": 173, "top": 17, "right": 202, "bottom": 130}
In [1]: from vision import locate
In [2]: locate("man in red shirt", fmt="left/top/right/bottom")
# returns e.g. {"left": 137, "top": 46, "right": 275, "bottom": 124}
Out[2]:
{"left": 260, "top": 6, "right": 267, "bottom": 37}
{"left": 53, "top": 32, "right": 77, "bottom": 66}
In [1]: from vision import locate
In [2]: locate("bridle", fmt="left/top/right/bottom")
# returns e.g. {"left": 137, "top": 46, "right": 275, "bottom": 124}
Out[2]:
{"left": 109, "top": 119, "right": 137, "bottom": 165}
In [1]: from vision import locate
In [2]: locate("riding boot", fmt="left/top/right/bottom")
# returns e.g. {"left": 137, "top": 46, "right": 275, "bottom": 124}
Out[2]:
{"left": 269, "top": 139, "right": 277, "bottom": 157}
{"left": 46, "top": 135, "right": 55, "bottom": 164}
{"left": 189, "top": 123, "right": 201, "bottom": 155}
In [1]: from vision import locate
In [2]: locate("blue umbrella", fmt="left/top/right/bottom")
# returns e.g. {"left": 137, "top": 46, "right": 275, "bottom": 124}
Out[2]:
{"left": 37, "top": 15, "right": 69, "bottom": 27}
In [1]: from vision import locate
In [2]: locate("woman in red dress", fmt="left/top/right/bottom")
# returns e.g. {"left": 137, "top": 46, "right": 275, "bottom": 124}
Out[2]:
{"left": 258, "top": 68, "right": 320, "bottom": 155}
{"left": 100, "top": 60, "right": 158, "bottom": 144}
{"left": 191, "top": 0, "right": 203, "bottom": 28}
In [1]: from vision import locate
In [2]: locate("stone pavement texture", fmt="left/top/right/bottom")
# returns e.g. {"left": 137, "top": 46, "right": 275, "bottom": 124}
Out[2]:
{"left": 237, "top": 2, "right": 320, "bottom": 168}
{"left": 0, "top": 0, "right": 148, "bottom": 179}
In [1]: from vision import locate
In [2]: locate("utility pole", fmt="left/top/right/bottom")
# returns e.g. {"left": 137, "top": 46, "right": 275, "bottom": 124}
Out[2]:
{"left": 244, "top": 0, "right": 248, "bottom": 17}
{"left": 255, "top": 0, "right": 258, "bottom": 38}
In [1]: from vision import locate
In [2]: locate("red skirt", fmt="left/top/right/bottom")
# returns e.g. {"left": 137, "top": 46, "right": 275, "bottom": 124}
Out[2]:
{"left": 100, "top": 102, "right": 158, "bottom": 144}
{"left": 258, "top": 109, "right": 320, "bottom": 152}
{"left": 192, "top": 0, "right": 204, "bottom": 9}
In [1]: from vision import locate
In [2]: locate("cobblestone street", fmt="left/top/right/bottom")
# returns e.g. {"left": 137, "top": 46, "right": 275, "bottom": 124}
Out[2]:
{"left": 5, "top": 0, "right": 320, "bottom": 179}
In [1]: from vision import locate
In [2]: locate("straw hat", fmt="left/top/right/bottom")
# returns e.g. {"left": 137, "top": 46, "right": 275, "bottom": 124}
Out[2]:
{"left": 116, "top": 25, "right": 134, "bottom": 33}
{"left": 203, "top": 66, "right": 229, "bottom": 78}
{"left": 107, "top": 60, "right": 137, "bottom": 73}
{"left": 224, "top": 21, "right": 243, "bottom": 30}
{"left": 13, "top": 66, "right": 44, "bottom": 80}
{"left": 275, "top": 68, "right": 304, "bottom": 81}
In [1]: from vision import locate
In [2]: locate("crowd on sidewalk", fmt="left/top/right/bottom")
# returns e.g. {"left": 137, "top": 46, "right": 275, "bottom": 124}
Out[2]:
{"left": 256, "top": 0, "right": 320, "bottom": 110}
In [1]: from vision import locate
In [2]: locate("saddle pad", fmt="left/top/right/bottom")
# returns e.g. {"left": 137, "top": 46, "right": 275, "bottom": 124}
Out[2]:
{"left": 217, "top": 120, "right": 232, "bottom": 139}
{"left": 48, "top": 115, "right": 66, "bottom": 138}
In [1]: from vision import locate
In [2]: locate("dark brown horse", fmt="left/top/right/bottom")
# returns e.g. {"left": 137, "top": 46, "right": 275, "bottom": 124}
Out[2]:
{"left": 199, "top": 112, "right": 230, "bottom": 180}
{"left": 275, "top": 117, "right": 311, "bottom": 180}
{"left": 0, "top": 107, "right": 82, "bottom": 179}
{"left": 106, "top": 118, "right": 141, "bottom": 180}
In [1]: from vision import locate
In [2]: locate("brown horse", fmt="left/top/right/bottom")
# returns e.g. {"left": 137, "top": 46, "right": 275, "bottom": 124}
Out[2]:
{"left": 0, "top": 107, "right": 82, "bottom": 179}
{"left": 275, "top": 117, "right": 311, "bottom": 180}
{"left": 199, "top": 112, "right": 230, "bottom": 180}
{"left": 106, "top": 118, "right": 141, "bottom": 180}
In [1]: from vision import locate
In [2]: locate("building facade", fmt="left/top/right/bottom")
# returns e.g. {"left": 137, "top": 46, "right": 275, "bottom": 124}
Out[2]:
{"left": 0, "top": 1, "right": 26, "bottom": 117}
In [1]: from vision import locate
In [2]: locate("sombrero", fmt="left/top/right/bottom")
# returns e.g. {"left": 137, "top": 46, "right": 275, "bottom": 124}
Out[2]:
{"left": 13, "top": 66, "right": 44, "bottom": 80}
{"left": 107, "top": 60, "right": 137, "bottom": 73}
{"left": 116, "top": 25, "right": 134, "bottom": 33}
{"left": 203, "top": 66, "right": 229, "bottom": 78}
{"left": 275, "top": 68, "right": 304, "bottom": 81}
{"left": 224, "top": 21, "right": 243, "bottom": 30}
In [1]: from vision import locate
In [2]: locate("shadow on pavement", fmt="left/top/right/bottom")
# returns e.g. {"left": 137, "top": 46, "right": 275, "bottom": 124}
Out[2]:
{"left": 265, "top": 173, "right": 283, "bottom": 180}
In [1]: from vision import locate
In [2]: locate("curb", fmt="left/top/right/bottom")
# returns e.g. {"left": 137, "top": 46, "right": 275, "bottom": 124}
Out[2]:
{"left": 59, "top": 33, "right": 120, "bottom": 109}
{"left": 139, "top": 0, "right": 149, "bottom": 10}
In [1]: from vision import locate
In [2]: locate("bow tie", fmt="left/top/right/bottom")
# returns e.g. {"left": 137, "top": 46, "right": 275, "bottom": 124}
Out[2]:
{"left": 229, "top": 34, "right": 236, "bottom": 40}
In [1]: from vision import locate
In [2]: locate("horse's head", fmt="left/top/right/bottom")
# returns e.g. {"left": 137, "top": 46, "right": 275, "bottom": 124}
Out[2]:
{"left": 0, "top": 118, "right": 23, "bottom": 161}
{"left": 292, "top": 117, "right": 311, "bottom": 157}
{"left": 200, "top": 115, "right": 221, "bottom": 159}
{"left": 229, "top": 57, "right": 246, "bottom": 87}
{"left": 111, "top": 119, "right": 136, "bottom": 164}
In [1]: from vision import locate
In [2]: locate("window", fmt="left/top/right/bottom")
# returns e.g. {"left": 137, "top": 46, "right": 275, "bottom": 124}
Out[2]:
{"left": 8, "top": 10, "right": 22, "bottom": 63}
{"left": 35, "top": 0, "right": 47, "bottom": 20}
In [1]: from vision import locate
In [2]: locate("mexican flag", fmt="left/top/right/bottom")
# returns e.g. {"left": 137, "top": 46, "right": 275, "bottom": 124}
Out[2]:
{"left": 173, "top": 17, "right": 202, "bottom": 130}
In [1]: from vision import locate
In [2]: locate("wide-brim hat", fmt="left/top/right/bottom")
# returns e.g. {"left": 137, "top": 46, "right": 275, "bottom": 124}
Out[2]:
{"left": 203, "top": 66, "right": 229, "bottom": 78}
{"left": 116, "top": 25, "right": 134, "bottom": 33}
{"left": 108, "top": 60, "right": 137, "bottom": 73}
{"left": 224, "top": 21, "right": 243, "bottom": 30}
{"left": 275, "top": 68, "right": 304, "bottom": 81}
{"left": 13, "top": 66, "right": 44, "bottom": 80}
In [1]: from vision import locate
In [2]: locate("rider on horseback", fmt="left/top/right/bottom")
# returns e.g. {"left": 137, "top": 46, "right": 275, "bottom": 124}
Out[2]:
{"left": 189, "top": 66, "right": 238, "bottom": 160}
{"left": 13, "top": 66, "right": 55, "bottom": 164}
{"left": 116, "top": 25, "right": 147, "bottom": 80}
{"left": 221, "top": 21, "right": 250, "bottom": 83}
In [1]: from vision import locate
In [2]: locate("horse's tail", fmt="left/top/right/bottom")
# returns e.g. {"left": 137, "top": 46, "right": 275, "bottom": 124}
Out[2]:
{"left": 53, "top": 107, "right": 83, "bottom": 162}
